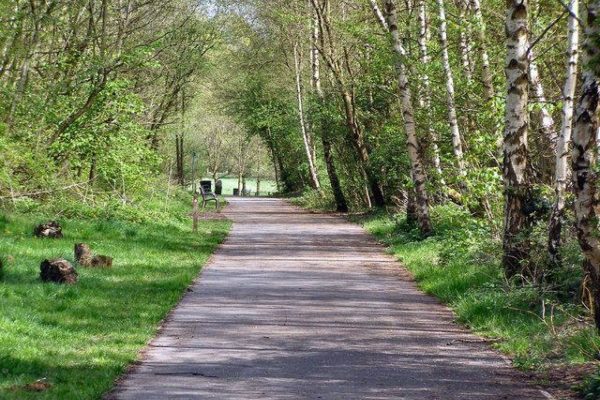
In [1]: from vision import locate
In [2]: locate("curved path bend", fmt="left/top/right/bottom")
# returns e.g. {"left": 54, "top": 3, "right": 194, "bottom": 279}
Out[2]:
{"left": 110, "top": 197, "right": 549, "bottom": 400}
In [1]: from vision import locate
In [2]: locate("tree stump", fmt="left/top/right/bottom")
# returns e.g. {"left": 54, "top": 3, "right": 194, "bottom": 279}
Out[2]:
{"left": 74, "top": 243, "right": 93, "bottom": 266}
{"left": 40, "top": 259, "right": 77, "bottom": 284}
{"left": 34, "top": 221, "right": 63, "bottom": 238}
{"left": 91, "top": 255, "right": 113, "bottom": 268}
{"left": 74, "top": 243, "right": 112, "bottom": 268}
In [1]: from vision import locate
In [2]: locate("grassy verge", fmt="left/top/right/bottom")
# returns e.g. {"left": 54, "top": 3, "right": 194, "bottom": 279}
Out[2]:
{"left": 355, "top": 205, "right": 600, "bottom": 395}
{"left": 0, "top": 190, "right": 230, "bottom": 399}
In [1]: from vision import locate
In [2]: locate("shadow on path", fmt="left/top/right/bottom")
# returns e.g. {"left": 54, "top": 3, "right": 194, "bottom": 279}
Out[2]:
{"left": 108, "top": 198, "right": 548, "bottom": 400}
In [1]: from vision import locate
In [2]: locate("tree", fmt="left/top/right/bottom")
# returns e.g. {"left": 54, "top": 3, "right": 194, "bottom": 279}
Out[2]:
{"left": 437, "top": 0, "right": 466, "bottom": 177}
{"left": 381, "top": 0, "right": 433, "bottom": 235}
{"left": 548, "top": 0, "right": 579, "bottom": 266}
{"left": 502, "top": 0, "right": 531, "bottom": 276}
{"left": 571, "top": 1, "right": 600, "bottom": 330}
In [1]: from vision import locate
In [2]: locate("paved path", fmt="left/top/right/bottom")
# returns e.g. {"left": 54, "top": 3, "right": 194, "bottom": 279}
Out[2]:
{"left": 110, "top": 198, "right": 549, "bottom": 400}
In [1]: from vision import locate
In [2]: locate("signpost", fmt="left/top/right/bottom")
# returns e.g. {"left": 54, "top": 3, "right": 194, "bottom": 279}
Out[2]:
{"left": 191, "top": 152, "right": 199, "bottom": 233}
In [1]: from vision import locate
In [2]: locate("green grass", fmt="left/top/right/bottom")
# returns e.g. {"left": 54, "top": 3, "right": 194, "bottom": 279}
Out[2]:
{"left": 205, "top": 177, "right": 277, "bottom": 196}
{"left": 352, "top": 204, "right": 600, "bottom": 373}
{"left": 0, "top": 192, "right": 231, "bottom": 399}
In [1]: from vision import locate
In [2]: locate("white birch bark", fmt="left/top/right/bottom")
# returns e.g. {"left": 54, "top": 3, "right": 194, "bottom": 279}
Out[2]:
{"left": 437, "top": 0, "right": 466, "bottom": 177}
{"left": 548, "top": 0, "right": 579, "bottom": 264}
{"left": 457, "top": 0, "right": 474, "bottom": 82}
{"left": 502, "top": 0, "right": 531, "bottom": 276}
{"left": 310, "top": 7, "right": 348, "bottom": 212}
{"left": 293, "top": 42, "right": 321, "bottom": 190}
{"left": 572, "top": 1, "right": 600, "bottom": 330}
{"left": 529, "top": 56, "right": 557, "bottom": 147}
{"left": 470, "top": 0, "right": 495, "bottom": 100}
{"left": 418, "top": 0, "right": 443, "bottom": 179}
{"left": 384, "top": 0, "right": 433, "bottom": 235}
{"left": 369, "top": 0, "right": 389, "bottom": 31}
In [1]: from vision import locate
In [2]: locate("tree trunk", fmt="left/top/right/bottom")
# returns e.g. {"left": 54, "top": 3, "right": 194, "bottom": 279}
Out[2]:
{"left": 293, "top": 42, "right": 321, "bottom": 191}
{"left": 502, "top": 0, "right": 531, "bottom": 277}
{"left": 572, "top": 2, "right": 600, "bottom": 331}
{"left": 385, "top": 0, "right": 433, "bottom": 236}
{"left": 88, "top": 156, "right": 97, "bottom": 185}
{"left": 266, "top": 127, "right": 282, "bottom": 192}
{"left": 457, "top": 0, "right": 474, "bottom": 82}
{"left": 323, "top": 137, "right": 348, "bottom": 212}
{"left": 369, "top": 0, "right": 389, "bottom": 30}
{"left": 437, "top": 0, "right": 466, "bottom": 177}
{"left": 340, "top": 90, "right": 386, "bottom": 207}
{"left": 176, "top": 134, "right": 184, "bottom": 187}
{"left": 311, "top": 8, "right": 349, "bottom": 212}
{"left": 417, "top": 0, "right": 443, "bottom": 181}
{"left": 470, "top": 0, "right": 495, "bottom": 100}
{"left": 310, "top": 0, "right": 384, "bottom": 207}
{"left": 529, "top": 57, "right": 557, "bottom": 149}
{"left": 548, "top": 0, "right": 579, "bottom": 266}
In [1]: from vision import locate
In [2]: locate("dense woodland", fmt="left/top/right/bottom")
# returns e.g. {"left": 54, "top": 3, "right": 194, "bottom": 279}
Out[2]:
{"left": 3, "top": 0, "right": 600, "bottom": 380}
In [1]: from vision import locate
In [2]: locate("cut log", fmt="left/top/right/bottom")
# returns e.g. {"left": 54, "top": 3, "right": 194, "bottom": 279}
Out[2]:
{"left": 74, "top": 243, "right": 93, "bottom": 266}
{"left": 91, "top": 255, "right": 113, "bottom": 268}
{"left": 34, "top": 221, "right": 63, "bottom": 238}
{"left": 40, "top": 259, "right": 77, "bottom": 284}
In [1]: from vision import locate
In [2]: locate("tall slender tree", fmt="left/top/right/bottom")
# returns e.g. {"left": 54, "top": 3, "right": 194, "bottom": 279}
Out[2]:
{"left": 548, "top": 0, "right": 579, "bottom": 265}
{"left": 470, "top": 0, "right": 495, "bottom": 100}
{"left": 572, "top": 1, "right": 600, "bottom": 330}
{"left": 310, "top": 6, "right": 348, "bottom": 212}
{"left": 293, "top": 41, "right": 321, "bottom": 191}
{"left": 417, "top": 0, "right": 443, "bottom": 181}
{"left": 437, "top": 0, "right": 466, "bottom": 177}
{"left": 382, "top": 0, "right": 433, "bottom": 235}
{"left": 502, "top": 0, "right": 531, "bottom": 276}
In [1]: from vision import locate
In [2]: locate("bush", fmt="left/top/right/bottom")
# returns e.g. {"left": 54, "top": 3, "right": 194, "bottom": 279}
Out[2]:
{"left": 291, "top": 189, "right": 336, "bottom": 212}
{"left": 581, "top": 370, "right": 600, "bottom": 400}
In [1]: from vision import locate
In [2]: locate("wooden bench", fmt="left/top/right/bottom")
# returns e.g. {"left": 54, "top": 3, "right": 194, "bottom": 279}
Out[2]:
{"left": 199, "top": 186, "right": 219, "bottom": 210}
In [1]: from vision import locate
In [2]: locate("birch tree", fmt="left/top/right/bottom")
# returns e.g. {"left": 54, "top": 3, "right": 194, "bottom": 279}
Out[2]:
{"left": 548, "top": 0, "right": 579, "bottom": 266}
{"left": 310, "top": 0, "right": 386, "bottom": 207}
{"left": 382, "top": 0, "right": 433, "bottom": 235}
{"left": 502, "top": 0, "right": 531, "bottom": 276}
{"left": 310, "top": 8, "right": 348, "bottom": 212}
{"left": 529, "top": 57, "right": 557, "bottom": 148}
{"left": 437, "top": 0, "right": 466, "bottom": 177}
{"left": 293, "top": 41, "right": 321, "bottom": 191}
{"left": 456, "top": 0, "right": 474, "bottom": 82}
{"left": 470, "top": 0, "right": 494, "bottom": 100}
{"left": 417, "top": 0, "right": 443, "bottom": 180}
{"left": 572, "top": 1, "right": 600, "bottom": 330}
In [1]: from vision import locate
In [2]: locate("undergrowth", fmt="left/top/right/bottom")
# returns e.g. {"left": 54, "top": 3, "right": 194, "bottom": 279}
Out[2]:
{"left": 357, "top": 204, "right": 600, "bottom": 369}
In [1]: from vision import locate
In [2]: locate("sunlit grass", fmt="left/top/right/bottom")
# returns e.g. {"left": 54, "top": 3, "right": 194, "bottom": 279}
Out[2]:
{"left": 0, "top": 196, "right": 230, "bottom": 399}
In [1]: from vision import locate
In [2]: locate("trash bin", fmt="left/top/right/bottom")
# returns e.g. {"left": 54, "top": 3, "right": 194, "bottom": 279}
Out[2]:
{"left": 233, "top": 188, "right": 239, "bottom": 196}
{"left": 215, "top": 179, "right": 223, "bottom": 195}
{"left": 200, "top": 180, "right": 212, "bottom": 193}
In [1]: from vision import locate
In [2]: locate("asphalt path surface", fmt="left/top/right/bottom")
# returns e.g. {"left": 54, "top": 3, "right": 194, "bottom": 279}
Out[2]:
{"left": 109, "top": 197, "right": 549, "bottom": 400}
